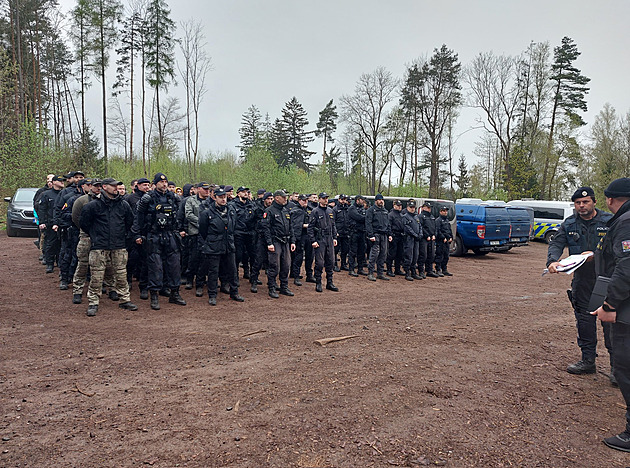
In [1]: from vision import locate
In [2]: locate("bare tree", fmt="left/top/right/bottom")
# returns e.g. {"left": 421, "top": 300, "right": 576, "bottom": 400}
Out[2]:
{"left": 178, "top": 19, "right": 212, "bottom": 180}
{"left": 340, "top": 67, "right": 398, "bottom": 195}
{"left": 107, "top": 95, "right": 129, "bottom": 159}
{"left": 466, "top": 52, "right": 525, "bottom": 197}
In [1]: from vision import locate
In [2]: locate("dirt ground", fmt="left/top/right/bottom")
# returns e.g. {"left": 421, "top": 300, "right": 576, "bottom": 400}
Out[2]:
{"left": 1, "top": 233, "right": 629, "bottom": 467}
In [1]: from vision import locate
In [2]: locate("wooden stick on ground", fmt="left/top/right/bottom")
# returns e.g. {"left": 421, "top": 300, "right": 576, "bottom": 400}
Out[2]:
{"left": 74, "top": 383, "right": 95, "bottom": 397}
{"left": 241, "top": 329, "right": 267, "bottom": 337}
{"left": 314, "top": 335, "right": 359, "bottom": 346}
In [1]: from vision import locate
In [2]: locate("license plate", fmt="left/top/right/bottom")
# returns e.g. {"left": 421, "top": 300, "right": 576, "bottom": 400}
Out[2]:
{"left": 510, "top": 237, "right": 525, "bottom": 242}
{"left": 489, "top": 241, "right": 500, "bottom": 246}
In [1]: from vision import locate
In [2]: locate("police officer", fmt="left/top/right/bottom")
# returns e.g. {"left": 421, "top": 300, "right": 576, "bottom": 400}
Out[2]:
{"left": 198, "top": 187, "right": 244, "bottom": 306}
{"left": 185, "top": 182, "right": 211, "bottom": 297}
{"left": 386, "top": 200, "right": 405, "bottom": 277}
{"left": 231, "top": 186, "right": 256, "bottom": 281}
{"left": 125, "top": 177, "right": 151, "bottom": 299}
{"left": 333, "top": 194, "right": 350, "bottom": 271}
{"left": 366, "top": 194, "right": 392, "bottom": 281}
{"left": 249, "top": 192, "right": 273, "bottom": 293}
{"left": 418, "top": 202, "right": 438, "bottom": 278}
{"left": 289, "top": 194, "right": 310, "bottom": 286}
{"left": 80, "top": 178, "right": 137, "bottom": 317}
{"left": 590, "top": 178, "right": 630, "bottom": 452}
{"left": 547, "top": 186, "right": 613, "bottom": 377}
{"left": 401, "top": 199, "right": 423, "bottom": 281}
{"left": 434, "top": 206, "right": 454, "bottom": 277}
{"left": 261, "top": 190, "right": 296, "bottom": 298}
{"left": 308, "top": 192, "right": 339, "bottom": 292}
{"left": 38, "top": 175, "right": 65, "bottom": 273}
{"left": 132, "top": 173, "right": 186, "bottom": 310}
{"left": 348, "top": 195, "right": 368, "bottom": 276}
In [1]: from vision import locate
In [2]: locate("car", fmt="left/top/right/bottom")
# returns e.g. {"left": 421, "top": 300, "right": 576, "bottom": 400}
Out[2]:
{"left": 4, "top": 188, "right": 39, "bottom": 237}
{"left": 453, "top": 199, "right": 512, "bottom": 256}
{"left": 507, "top": 199, "right": 575, "bottom": 243}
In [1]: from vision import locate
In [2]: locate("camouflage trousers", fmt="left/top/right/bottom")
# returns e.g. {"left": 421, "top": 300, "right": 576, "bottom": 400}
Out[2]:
{"left": 87, "top": 249, "right": 130, "bottom": 306}
{"left": 73, "top": 236, "right": 114, "bottom": 295}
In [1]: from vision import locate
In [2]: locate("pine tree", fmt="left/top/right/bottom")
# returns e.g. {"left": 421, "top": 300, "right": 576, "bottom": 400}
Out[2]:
{"left": 314, "top": 99, "right": 338, "bottom": 162}
{"left": 280, "top": 96, "right": 315, "bottom": 172}
{"left": 542, "top": 36, "right": 590, "bottom": 197}
{"left": 239, "top": 105, "right": 262, "bottom": 158}
{"left": 455, "top": 155, "right": 471, "bottom": 197}
{"left": 144, "top": 0, "right": 177, "bottom": 150}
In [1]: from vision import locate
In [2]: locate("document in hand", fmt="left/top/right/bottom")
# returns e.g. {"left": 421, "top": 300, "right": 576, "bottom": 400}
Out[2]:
{"left": 542, "top": 252, "right": 594, "bottom": 276}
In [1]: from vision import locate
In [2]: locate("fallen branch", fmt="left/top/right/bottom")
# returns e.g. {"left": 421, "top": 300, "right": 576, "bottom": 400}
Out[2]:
{"left": 241, "top": 329, "right": 267, "bottom": 337}
{"left": 314, "top": 335, "right": 359, "bottom": 346}
{"left": 74, "top": 383, "right": 95, "bottom": 397}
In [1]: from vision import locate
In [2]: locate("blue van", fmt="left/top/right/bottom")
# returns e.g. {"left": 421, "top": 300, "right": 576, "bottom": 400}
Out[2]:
{"left": 506, "top": 205, "right": 533, "bottom": 248}
{"left": 453, "top": 200, "right": 512, "bottom": 256}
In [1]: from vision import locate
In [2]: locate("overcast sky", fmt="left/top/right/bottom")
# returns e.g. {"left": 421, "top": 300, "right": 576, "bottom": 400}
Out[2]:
{"left": 57, "top": 0, "right": 630, "bottom": 166}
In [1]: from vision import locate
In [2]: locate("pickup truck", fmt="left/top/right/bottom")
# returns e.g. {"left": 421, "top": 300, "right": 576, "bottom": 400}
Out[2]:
{"left": 452, "top": 201, "right": 512, "bottom": 256}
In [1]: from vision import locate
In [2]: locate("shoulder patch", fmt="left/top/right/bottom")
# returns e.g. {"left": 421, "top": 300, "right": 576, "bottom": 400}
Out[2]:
{"left": 622, "top": 240, "right": 630, "bottom": 252}
{"left": 263, "top": 212, "right": 267, "bottom": 218}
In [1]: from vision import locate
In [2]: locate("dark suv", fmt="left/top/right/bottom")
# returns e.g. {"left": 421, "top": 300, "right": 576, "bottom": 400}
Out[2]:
{"left": 4, "top": 188, "right": 38, "bottom": 237}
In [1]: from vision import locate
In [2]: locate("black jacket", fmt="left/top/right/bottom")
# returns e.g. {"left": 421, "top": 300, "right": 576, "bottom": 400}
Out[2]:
{"left": 388, "top": 209, "right": 404, "bottom": 236}
{"left": 333, "top": 203, "right": 350, "bottom": 237}
{"left": 37, "top": 188, "right": 62, "bottom": 226}
{"left": 261, "top": 201, "right": 295, "bottom": 246}
{"left": 132, "top": 189, "right": 179, "bottom": 238}
{"left": 436, "top": 215, "right": 453, "bottom": 241}
{"left": 231, "top": 198, "right": 256, "bottom": 235}
{"left": 80, "top": 194, "right": 133, "bottom": 250}
{"left": 366, "top": 204, "right": 391, "bottom": 237}
{"left": 348, "top": 202, "right": 366, "bottom": 232}
{"left": 125, "top": 188, "right": 145, "bottom": 214}
{"left": 308, "top": 204, "right": 338, "bottom": 244}
{"left": 401, "top": 210, "right": 422, "bottom": 239}
{"left": 290, "top": 204, "right": 309, "bottom": 241}
{"left": 199, "top": 202, "right": 236, "bottom": 255}
{"left": 420, "top": 210, "right": 436, "bottom": 238}
{"left": 596, "top": 200, "right": 630, "bottom": 316}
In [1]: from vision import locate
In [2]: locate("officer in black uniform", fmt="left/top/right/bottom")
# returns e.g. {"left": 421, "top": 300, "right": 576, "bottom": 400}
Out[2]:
{"left": 547, "top": 186, "right": 613, "bottom": 377}
{"left": 386, "top": 199, "right": 405, "bottom": 277}
{"left": 590, "top": 178, "right": 630, "bottom": 452}
{"left": 132, "top": 173, "right": 186, "bottom": 310}
{"left": 434, "top": 206, "right": 454, "bottom": 277}
{"left": 249, "top": 192, "right": 273, "bottom": 293}
{"left": 38, "top": 175, "right": 66, "bottom": 273}
{"left": 308, "top": 192, "right": 339, "bottom": 292}
{"left": 401, "top": 199, "right": 423, "bottom": 280}
{"left": 289, "top": 194, "right": 309, "bottom": 286}
{"left": 231, "top": 186, "right": 256, "bottom": 280}
{"left": 198, "top": 187, "right": 243, "bottom": 306}
{"left": 418, "top": 202, "right": 438, "bottom": 278}
{"left": 261, "top": 190, "right": 296, "bottom": 298}
{"left": 366, "top": 194, "right": 392, "bottom": 281}
{"left": 126, "top": 177, "right": 151, "bottom": 298}
{"left": 332, "top": 194, "right": 350, "bottom": 271}
{"left": 348, "top": 195, "right": 368, "bottom": 276}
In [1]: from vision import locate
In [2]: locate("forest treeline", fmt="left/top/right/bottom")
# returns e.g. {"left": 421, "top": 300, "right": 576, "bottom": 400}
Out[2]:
{"left": 1, "top": 0, "right": 629, "bottom": 201}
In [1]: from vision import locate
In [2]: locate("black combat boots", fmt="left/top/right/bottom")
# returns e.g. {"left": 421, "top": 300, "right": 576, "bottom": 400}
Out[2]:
{"left": 150, "top": 290, "right": 160, "bottom": 310}
{"left": 169, "top": 288, "right": 187, "bottom": 306}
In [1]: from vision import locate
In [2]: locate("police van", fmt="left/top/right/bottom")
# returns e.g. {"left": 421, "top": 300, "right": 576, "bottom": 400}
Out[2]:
{"left": 507, "top": 199, "right": 574, "bottom": 243}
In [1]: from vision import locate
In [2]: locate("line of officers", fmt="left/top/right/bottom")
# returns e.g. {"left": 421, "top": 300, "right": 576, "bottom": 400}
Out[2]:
{"left": 34, "top": 171, "right": 454, "bottom": 316}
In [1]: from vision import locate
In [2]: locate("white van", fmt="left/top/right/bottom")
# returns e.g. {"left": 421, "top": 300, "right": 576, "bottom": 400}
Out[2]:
{"left": 507, "top": 199, "right": 574, "bottom": 243}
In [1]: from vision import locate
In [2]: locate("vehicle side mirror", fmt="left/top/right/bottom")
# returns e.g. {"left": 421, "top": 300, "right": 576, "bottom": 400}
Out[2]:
{"left": 3, "top": 197, "right": 11, "bottom": 202}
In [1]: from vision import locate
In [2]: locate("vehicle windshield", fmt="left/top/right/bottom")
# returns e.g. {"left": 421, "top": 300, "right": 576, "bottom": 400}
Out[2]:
{"left": 13, "top": 188, "right": 37, "bottom": 203}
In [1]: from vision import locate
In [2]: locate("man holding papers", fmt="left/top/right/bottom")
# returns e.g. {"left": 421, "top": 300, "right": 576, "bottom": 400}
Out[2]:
{"left": 547, "top": 187, "right": 613, "bottom": 378}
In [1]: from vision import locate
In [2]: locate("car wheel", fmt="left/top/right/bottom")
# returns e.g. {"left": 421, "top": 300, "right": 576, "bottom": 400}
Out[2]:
{"left": 6, "top": 219, "right": 17, "bottom": 237}
{"left": 544, "top": 230, "right": 556, "bottom": 244}
{"left": 451, "top": 235, "right": 465, "bottom": 256}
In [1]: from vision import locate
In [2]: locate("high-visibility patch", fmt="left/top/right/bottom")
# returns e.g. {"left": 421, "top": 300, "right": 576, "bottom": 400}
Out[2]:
{"left": 622, "top": 240, "right": 630, "bottom": 252}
